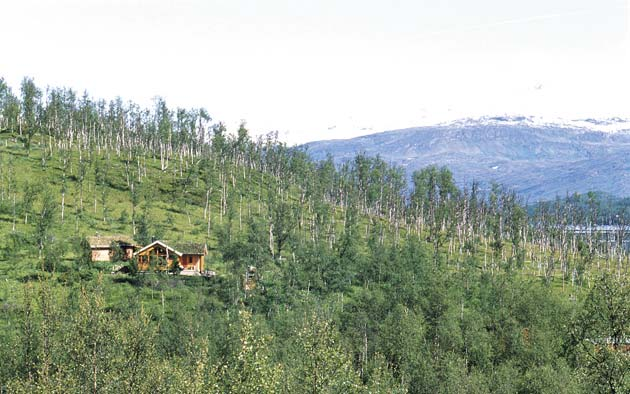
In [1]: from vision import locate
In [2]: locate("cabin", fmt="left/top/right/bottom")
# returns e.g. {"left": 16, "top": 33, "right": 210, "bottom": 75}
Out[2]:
{"left": 133, "top": 240, "right": 207, "bottom": 274}
{"left": 88, "top": 235, "right": 137, "bottom": 262}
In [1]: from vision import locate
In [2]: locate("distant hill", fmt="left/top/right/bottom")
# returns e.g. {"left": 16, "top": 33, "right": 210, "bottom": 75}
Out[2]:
{"left": 302, "top": 116, "right": 630, "bottom": 201}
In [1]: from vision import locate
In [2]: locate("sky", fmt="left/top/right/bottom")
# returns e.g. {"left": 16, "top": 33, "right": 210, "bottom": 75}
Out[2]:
{"left": 1, "top": 0, "right": 629, "bottom": 145}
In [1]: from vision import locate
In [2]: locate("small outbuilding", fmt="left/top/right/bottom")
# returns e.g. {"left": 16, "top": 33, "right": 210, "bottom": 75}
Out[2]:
{"left": 88, "top": 235, "right": 137, "bottom": 262}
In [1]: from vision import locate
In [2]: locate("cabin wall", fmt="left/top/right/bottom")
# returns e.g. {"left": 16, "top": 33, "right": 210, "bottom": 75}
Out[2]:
{"left": 181, "top": 255, "right": 203, "bottom": 271}
{"left": 91, "top": 244, "right": 135, "bottom": 262}
{"left": 91, "top": 249, "right": 111, "bottom": 262}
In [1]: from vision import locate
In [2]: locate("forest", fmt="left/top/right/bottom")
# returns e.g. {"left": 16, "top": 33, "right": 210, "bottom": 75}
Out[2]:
{"left": 0, "top": 76, "right": 629, "bottom": 393}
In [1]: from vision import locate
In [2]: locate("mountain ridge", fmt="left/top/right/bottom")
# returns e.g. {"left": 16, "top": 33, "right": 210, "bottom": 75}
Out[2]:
{"left": 303, "top": 116, "right": 630, "bottom": 201}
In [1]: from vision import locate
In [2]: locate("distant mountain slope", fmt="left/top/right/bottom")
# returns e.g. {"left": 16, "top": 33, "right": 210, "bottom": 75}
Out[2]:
{"left": 303, "top": 117, "right": 630, "bottom": 201}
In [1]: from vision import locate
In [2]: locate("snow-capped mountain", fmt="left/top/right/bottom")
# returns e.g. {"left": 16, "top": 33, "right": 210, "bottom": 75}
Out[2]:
{"left": 302, "top": 116, "right": 630, "bottom": 201}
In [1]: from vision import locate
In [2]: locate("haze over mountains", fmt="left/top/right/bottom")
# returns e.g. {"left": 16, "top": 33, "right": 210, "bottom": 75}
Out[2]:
{"left": 303, "top": 116, "right": 630, "bottom": 201}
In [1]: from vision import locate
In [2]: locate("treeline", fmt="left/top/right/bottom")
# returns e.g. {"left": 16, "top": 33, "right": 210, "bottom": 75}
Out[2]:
{"left": 530, "top": 191, "right": 630, "bottom": 225}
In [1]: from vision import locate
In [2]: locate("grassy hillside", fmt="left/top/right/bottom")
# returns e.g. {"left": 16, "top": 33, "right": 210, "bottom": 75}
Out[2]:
{"left": 0, "top": 132, "right": 273, "bottom": 274}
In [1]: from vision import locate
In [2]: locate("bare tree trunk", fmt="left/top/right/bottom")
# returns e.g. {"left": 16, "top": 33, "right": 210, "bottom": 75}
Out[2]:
{"left": 61, "top": 192, "right": 65, "bottom": 222}
{"left": 12, "top": 193, "right": 16, "bottom": 232}
{"left": 269, "top": 223, "right": 275, "bottom": 258}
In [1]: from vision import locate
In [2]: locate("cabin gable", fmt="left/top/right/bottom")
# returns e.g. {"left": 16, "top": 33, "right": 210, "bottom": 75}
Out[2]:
{"left": 133, "top": 240, "right": 207, "bottom": 273}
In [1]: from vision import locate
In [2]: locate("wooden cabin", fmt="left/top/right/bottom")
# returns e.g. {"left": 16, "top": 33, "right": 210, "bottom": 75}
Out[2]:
{"left": 88, "top": 235, "right": 137, "bottom": 262}
{"left": 133, "top": 240, "right": 207, "bottom": 273}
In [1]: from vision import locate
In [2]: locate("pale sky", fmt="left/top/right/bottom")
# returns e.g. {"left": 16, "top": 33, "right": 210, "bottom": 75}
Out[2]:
{"left": 2, "top": 0, "right": 629, "bottom": 145}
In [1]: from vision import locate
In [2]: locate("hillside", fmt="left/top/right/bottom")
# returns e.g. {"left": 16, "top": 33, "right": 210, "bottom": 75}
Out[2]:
{"left": 0, "top": 131, "right": 316, "bottom": 277}
{"left": 303, "top": 116, "right": 630, "bottom": 201}
{"left": 1, "top": 78, "right": 629, "bottom": 392}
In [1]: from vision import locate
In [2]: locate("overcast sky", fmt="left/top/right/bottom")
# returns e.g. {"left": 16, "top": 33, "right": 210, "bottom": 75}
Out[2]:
{"left": 2, "top": 0, "right": 629, "bottom": 144}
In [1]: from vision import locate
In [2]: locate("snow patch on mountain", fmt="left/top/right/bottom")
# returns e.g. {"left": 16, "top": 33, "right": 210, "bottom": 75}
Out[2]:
{"left": 440, "top": 116, "right": 630, "bottom": 133}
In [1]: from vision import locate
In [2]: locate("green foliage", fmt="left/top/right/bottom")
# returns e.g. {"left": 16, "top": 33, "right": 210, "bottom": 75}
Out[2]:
{"left": 127, "top": 256, "right": 139, "bottom": 276}
{"left": 134, "top": 213, "right": 151, "bottom": 246}
{"left": 19, "top": 77, "right": 41, "bottom": 153}
{"left": 74, "top": 237, "right": 92, "bottom": 268}
{"left": 570, "top": 275, "right": 630, "bottom": 393}
{"left": 216, "top": 310, "right": 283, "bottom": 393}
{"left": 0, "top": 77, "right": 20, "bottom": 133}
{"left": 34, "top": 188, "right": 56, "bottom": 256}
{"left": 109, "top": 240, "right": 124, "bottom": 263}
{"left": 286, "top": 313, "right": 362, "bottom": 393}
{"left": 412, "top": 166, "right": 459, "bottom": 264}
{"left": 0, "top": 75, "right": 628, "bottom": 393}
{"left": 169, "top": 254, "right": 181, "bottom": 275}
{"left": 42, "top": 241, "right": 65, "bottom": 273}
